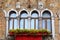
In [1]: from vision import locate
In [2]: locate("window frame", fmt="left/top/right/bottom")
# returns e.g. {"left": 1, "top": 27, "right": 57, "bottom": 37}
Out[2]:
{"left": 42, "top": 11, "right": 52, "bottom": 32}
{"left": 31, "top": 11, "right": 39, "bottom": 29}
{"left": 8, "top": 11, "right": 17, "bottom": 30}
{"left": 19, "top": 11, "right": 28, "bottom": 29}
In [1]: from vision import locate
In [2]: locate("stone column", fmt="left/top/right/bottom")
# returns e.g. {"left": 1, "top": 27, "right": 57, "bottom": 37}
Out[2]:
{"left": 39, "top": 17, "right": 42, "bottom": 29}
{"left": 52, "top": 17, "right": 55, "bottom": 40}
{"left": 6, "top": 17, "right": 9, "bottom": 37}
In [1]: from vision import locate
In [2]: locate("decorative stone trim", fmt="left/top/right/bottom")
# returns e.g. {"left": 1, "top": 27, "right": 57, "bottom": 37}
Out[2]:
{"left": 30, "top": 8, "right": 40, "bottom": 17}
{"left": 16, "top": 2, "right": 20, "bottom": 8}
{"left": 8, "top": 9, "right": 18, "bottom": 17}
{"left": 38, "top": 1, "right": 44, "bottom": 9}
{"left": 19, "top": 9, "right": 29, "bottom": 16}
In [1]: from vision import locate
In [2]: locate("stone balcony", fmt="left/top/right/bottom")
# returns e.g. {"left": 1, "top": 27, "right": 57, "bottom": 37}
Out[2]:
{"left": 4, "top": 35, "right": 53, "bottom": 40}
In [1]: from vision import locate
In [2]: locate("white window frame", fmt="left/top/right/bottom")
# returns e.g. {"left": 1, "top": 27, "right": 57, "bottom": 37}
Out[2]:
{"left": 6, "top": 9, "right": 18, "bottom": 37}
{"left": 41, "top": 8, "right": 55, "bottom": 40}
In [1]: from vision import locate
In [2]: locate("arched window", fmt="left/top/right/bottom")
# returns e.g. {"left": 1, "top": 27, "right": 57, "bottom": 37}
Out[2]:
{"left": 9, "top": 11, "right": 18, "bottom": 30}
{"left": 31, "top": 11, "right": 39, "bottom": 29}
{"left": 42, "top": 11, "right": 52, "bottom": 32}
{"left": 20, "top": 11, "right": 28, "bottom": 29}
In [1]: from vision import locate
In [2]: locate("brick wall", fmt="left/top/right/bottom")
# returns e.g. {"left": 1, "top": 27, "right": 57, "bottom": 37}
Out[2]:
{"left": 0, "top": 0, "right": 60, "bottom": 40}
{"left": 0, "top": 10, "right": 6, "bottom": 39}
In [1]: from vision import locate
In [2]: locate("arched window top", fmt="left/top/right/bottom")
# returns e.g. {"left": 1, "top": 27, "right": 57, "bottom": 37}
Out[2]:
{"left": 31, "top": 11, "right": 39, "bottom": 17}
{"left": 9, "top": 11, "right": 16, "bottom": 17}
{"left": 42, "top": 11, "right": 51, "bottom": 18}
{"left": 20, "top": 11, "right": 28, "bottom": 17}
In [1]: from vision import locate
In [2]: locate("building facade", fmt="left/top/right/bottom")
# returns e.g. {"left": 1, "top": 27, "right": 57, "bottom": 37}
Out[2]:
{"left": 0, "top": 0, "right": 60, "bottom": 40}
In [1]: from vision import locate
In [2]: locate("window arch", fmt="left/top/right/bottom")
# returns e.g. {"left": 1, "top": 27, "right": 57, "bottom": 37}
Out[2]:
{"left": 31, "top": 11, "right": 39, "bottom": 29}
{"left": 9, "top": 11, "right": 18, "bottom": 30}
{"left": 42, "top": 11, "right": 52, "bottom": 32}
{"left": 42, "top": 11, "right": 51, "bottom": 18}
{"left": 20, "top": 11, "right": 28, "bottom": 29}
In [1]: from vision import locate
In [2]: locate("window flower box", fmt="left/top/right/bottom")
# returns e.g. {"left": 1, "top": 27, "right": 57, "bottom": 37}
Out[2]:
{"left": 9, "top": 32, "right": 14, "bottom": 36}
{"left": 9, "top": 29, "right": 15, "bottom": 36}
{"left": 9, "top": 29, "right": 51, "bottom": 40}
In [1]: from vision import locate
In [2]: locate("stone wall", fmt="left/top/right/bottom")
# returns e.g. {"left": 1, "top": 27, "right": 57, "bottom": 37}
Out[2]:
{"left": 0, "top": 10, "right": 6, "bottom": 39}
{"left": 0, "top": 0, "right": 60, "bottom": 40}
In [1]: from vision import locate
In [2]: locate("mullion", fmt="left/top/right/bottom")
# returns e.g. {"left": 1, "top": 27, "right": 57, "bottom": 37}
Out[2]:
{"left": 19, "top": 19, "right": 20, "bottom": 28}
{"left": 45, "top": 20, "right": 47, "bottom": 29}
{"left": 12, "top": 19, "right": 14, "bottom": 29}
{"left": 23, "top": 19, "right": 25, "bottom": 29}
{"left": 34, "top": 19, "right": 36, "bottom": 29}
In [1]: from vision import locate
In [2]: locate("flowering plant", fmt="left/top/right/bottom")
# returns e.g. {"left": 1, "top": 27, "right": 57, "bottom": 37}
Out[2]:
{"left": 9, "top": 29, "right": 51, "bottom": 35}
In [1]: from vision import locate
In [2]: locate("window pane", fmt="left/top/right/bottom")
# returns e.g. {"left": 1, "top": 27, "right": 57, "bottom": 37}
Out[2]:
{"left": 36, "top": 19, "right": 38, "bottom": 29}
{"left": 47, "top": 19, "right": 51, "bottom": 31}
{"left": 14, "top": 19, "right": 18, "bottom": 29}
{"left": 31, "top": 19, "right": 34, "bottom": 29}
{"left": 10, "top": 19, "right": 13, "bottom": 29}
{"left": 42, "top": 20, "right": 45, "bottom": 29}
{"left": 31, "top": 19, "right": 38, "bottom": 29}
{"left": 25, "top": 19, "right": 28, "bottom": 29}
{"left": 32, "top": 13, "right": 38, "bottom": 17}
{"left": 10, "top": 13, "right": 16, "bottom": 17}
{"left": 42, "top": 11, "right": 51, "bottom": 18}
{"left": 21, "top": 13, "right": 27, "bottom": 17}
{"left": 20, "top": 19, "right": 24, "bottom": 29}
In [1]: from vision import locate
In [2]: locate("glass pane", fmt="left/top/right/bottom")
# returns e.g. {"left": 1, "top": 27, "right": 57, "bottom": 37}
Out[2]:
{"left": 10, "top": 13, "right": 16, "bottom": 17}
{"left": 25, "top": 19, "right": 28, "bottom": 29}
{"left": 14, "top": 19, "right": 18, "bottom": 29}
{"left": 21, "top": 13, "right": 27, "bottom": 17}
{"left": 42, "top": 12, "right": 51, "bottom": 17}
{"left": 10, "top": 19, "right": 13, "bottom": 29}
{"left": 42, "top": 20, "right": 45, "bottom": 29}
{"left": 36, "top": 19, "right": 38, "bottom": 29}
{"left": 47, "top": 19, "right": 51, "bottom": 31}
{"left": 31, "top": 19, "right": 34, "bottom": 29}
{"left": 20, "top": 19, "right": 24, "bottom": 29}
{"left": 32, "top": 13, "right": 38, "bottom": 17}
